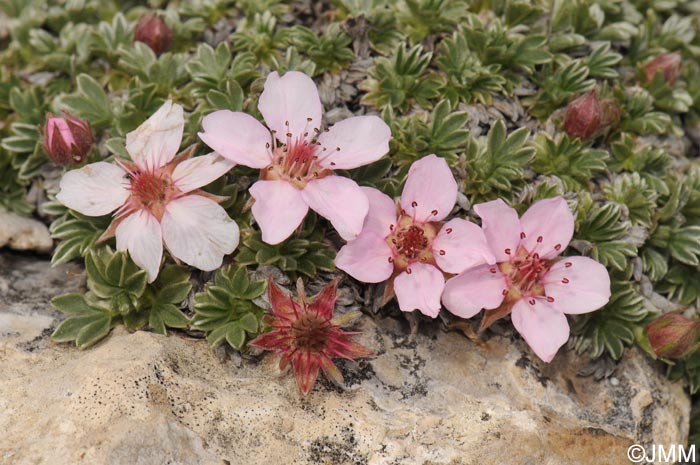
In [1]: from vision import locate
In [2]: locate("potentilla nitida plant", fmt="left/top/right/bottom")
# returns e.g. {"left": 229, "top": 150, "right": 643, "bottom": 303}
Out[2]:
{"left": 198, "top": 71, "right": 392, "bottom": 245}
{"left": 646, "top": 313, "right": 700, "bottom": 359}
{"left": 44, "top": 113, "right": 93, "bottom": 166}
{"left": 642, "top": 52, "right": 682, "bottom": 85}
{"left": 250, "top": 278, "right": 372, "bottom": 396}
{"left": 57, "top": 100, "right": 239, "bottom": 282}
{"left": 335, "top": 155, "right": 495, "bottom": 317}
{"left": 134, "top": 14, "right": 173, "bottom": 55}
{"left": 441, "top": 197, "right": 611, "bottom": 362}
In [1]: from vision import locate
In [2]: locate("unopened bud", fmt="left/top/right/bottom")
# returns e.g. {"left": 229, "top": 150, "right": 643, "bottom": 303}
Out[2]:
{"left": 646, "top": 313, "right": 700, "bottom": 358}
{"left": 134, "top": 14, "right": 172, "bottom": 55}
{"left": 563, "top": 90, "right": 602, "bottom": 140}
{"left": 643, "top": 52, "right": 682, "bottom": 85}
{"left": 44, "top": 113, "right": 93, "bottom": 166}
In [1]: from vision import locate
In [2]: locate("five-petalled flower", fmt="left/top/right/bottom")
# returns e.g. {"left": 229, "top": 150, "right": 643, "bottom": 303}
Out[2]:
{"left": 335, "top": 155, "right": 495, "bottom": 317}
{"left": 250, "top": 278, "right": 372, "bottom": 396}
{"left": 56, "top": 100, "right": 239, "bottom": 282}
{"left": 441, "top": 197, "right": 611, "bottom": 362}
{"left": 198, "top": 70, "right": 392, "bottom": 245}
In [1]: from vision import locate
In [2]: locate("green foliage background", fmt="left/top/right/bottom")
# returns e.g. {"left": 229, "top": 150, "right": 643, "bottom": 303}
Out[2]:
{"left": 4, "top": 0, "right": 700, "bottom": 407}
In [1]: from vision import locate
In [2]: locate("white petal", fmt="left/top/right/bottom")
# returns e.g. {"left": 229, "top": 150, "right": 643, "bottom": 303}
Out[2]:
{"left": 172, "top": 153, "right": 234, "bottom": 193}
{"left": 258, "top": 71, "right": 322, "bottom": 144}
{"left": 115, "top": 210, "right": 163, "bottom": 283}
{"left": 317, "top": 116, "right": 391, "bottom": 170}
{"left": 393, "top": 263, "right": 445, "bottom": 318}
{"left": 441, "top": 265, "right": 507, "bottom": 319}
{"left": 56, "top": 162, "right": 129, "bottom": 216}
{"left": 250, "top": 180, "right": 309, "bottom": 245}
{"left": 161, "top": 195, "right": 240, "bottom": 271}
{"left": 400, "top": 155, "right": 457, "bottom": 223}
{"left": 511, "top": 298, "right": 570, "bottom": 363}
{"left": 198, "top": 111, "right": 272, "bottom": 168}
{"left": 432, "top": 218, "right": 496, "bottom": 274}
{"left": 301, "top": 176, "right": 369, "bottom": 241}
{"left": 125, "top": 100, "right": 184, "bottom": 170}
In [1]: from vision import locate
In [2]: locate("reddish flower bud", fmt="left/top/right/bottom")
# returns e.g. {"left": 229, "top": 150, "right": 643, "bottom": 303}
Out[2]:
{"left": 646, "top": 313, "right": 700, "bottom": 359}
{"left": 44, "top": 113, "right": 94, "bottom": 166}
{"left": 134, "top": 15, "right": 172, "bottom": 55}
{"left": 643, "top": 52, "right": 682, "bottom": 85}
{"left": 563, "top": 90, "right": 602, "bottom": 140}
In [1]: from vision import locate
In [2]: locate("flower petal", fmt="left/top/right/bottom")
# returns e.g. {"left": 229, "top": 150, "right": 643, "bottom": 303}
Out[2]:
{"left": 161, "top": 195, "right": 240, "bottom": 271}
{"left": 309, "top": 280, "right": 338, "bottom": 320}
{"left": 115, "top": 209, "right": 163, "bottom": 283}
{"left": 56, "top": 162, "right": 129, "bottom": 216}
{"left": 393, "top": 263, "right": 445, "bottom": 318}
{"left": 172, "top": 153, "right": 234, "bottom": 193}
{"left": 293, "top": 350, "right": 321, "bottom": 395}
{"left": 543, "top": 256, "right": 611, "bottom": 314}
{"left": 301, "top": 176, "right": 369, "bottom": 241}
{"left": 125, "top": 100, "right": 184, "bottom": 170}
{"left": 400, "top": 154, "right": 457, "bottom": 223}
{"left": 250, "top": 180, "right": 309, "bottom": 245}
{"left": 361, "top": 187, "right": 397, "bottom": 237}
{"left": 258, "top": 71, "right": 322, "bottom": 144}
{"left": 432, "top": 218, "right": 496, "bottom": 274}
{"left": 520, "top": 197, "right": 574, "bottom": 258}
{"left": 441, "top": 264, "right": 507, "bottom": 319}
{"left": 335, "top": 231, "right": 394, "bottom": 283}
{"left": 473, "top": 199, "right": 522, "bottom": 263}
{"left": 317, "top": 116, "right": 391, "bottom": 170}
{"left": 198, "top": 111, "right": 272, "bottom": 168}
{"left": 511, "top": 298, "right": 570, "bottom": 363}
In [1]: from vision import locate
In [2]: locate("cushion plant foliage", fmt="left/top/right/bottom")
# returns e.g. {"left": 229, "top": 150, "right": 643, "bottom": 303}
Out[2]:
{"left": 2, "top": 0, "right": 700, "bottom": 399}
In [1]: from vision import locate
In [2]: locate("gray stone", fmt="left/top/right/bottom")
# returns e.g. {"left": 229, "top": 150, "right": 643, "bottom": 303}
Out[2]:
{"left": 0, "top": 210, "right": 53, "bottom": 253}
{"left": 0, "top": 254, "right": 691, "bottom": 465}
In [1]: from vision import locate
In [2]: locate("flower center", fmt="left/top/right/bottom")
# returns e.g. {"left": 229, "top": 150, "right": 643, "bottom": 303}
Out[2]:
{"left": 291, "top": 312, "right": 331, "bottom": 352}
{"left": 261, "top": 120, "right": 333, "bottom": 189}
{"left": 387, "top": 215, "right": 439, "bottom": 271}
{"left": 127, "top": 169, "right": 178, "bottom": 219}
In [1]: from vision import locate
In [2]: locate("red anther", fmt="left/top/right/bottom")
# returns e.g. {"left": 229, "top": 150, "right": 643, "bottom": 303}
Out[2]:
{"left": 505, "top": 248, "right": 511, "bottom": 255}
{"left": 439, "top": 250, "right": 446, "bottom": 256}
{"left": 388, "top": 257, "right": 394, "bottom": 263}
{"left": 565, "top": 262, "right": 572, "bottom": 268}
{"left": 406, "top": 268, "right": 412, "bottom": 275}
{"left": 554, "top": 244, "right": 562, "bottom": 251}
{"left": 520, "top": 232, "right": 526, "bottom": 239}
{"left": 537, "top": 236, "right": 543, "bottom": 243}
{"left": 431, "top": 209, "right": 438, "bottom": 216}
{"left": 502, "top": 289, "right": 508, "bottom": 295}
{"left": 490, "top": 268, "right": 497, "bottom": 274}
{"left": 528, "top": 299, "right": 536, "bottom": 305}
{"left": 562, "top": 278, "right": 570, "bottom": 284}
{"left": 546, "top": 296, "right": 555, "bottom": 303}
{"left": 411, "top": 201, "right": 418, "bottom": 208}
{"left": 446, "top": 228, "right": 452, "bottom": 234}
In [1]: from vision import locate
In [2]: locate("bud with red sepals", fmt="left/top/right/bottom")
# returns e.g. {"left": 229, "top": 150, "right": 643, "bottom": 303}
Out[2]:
{"left": 134, "top": 14, "right": 173, "bottom": 55}
{"left": 563, "top": 89, "right": 603, "bottom": 140}
{"left": 44, "top": 113, "right": 94, "bottom": 166}
{"left": 646, "top": 313, "right": 700, "bottom": 359}
{"left": 643, "top": 52, "right": 682, "bottom": 85}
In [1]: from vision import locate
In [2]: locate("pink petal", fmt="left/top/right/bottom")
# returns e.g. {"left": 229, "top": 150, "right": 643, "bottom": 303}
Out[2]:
{"left": 473, "top": 199, "right": 522, "bottom": 263}
{"left": 317, "top": 116, "right": 391, "bottom": 170}
{"left": 335, "top": 232, "right": 394, "bottom": 283}
{"left": 432, "top": 218, "right": 496, "bottom": 274}
{"left": 172, "top": 153, "right": 234, "bottom": 193}
{"left": 258, "top": 71, "right": 322, "bottom": 144}
{"left": 400, "top": 154, "right": 457, "bottom": 223}
{"left": 161, "top": 195, "right": 240, "bottom": 271}
{"left": 361, "top": 187, "right": 397, "bottom": 237}
{"left": 393, "top": 263, "right": 445, "bottom": 318}
{"left": 250, "top": 180, "right": 309, "bottom": 245}
{"left": 56, "top": 162, "right": 129, "bottom": 216}
{"left": 543, "top": 256, "right": 611, "bottom": 314}
{"left": 125, "top": 100, "right": 184, "bottom": 170}
{"left": 511, "top": 298, "right": 570, "bottom": 363}
{"left": 115, "top": 209, "right": 163, "bottom": 283}
{"left": 520, "top": 197, "right": 574, "bottom": 259}
{"left": 301, "top": 176, "right": 369, "bottom": 241}
{"left": 47, "top": 117, "right": 74, "bottom": 146}
{"left": 442, "top": 265, "right": 507, "bottom": 318}
{"left": 198, "top": 111, "right": 272, "bottom": 168}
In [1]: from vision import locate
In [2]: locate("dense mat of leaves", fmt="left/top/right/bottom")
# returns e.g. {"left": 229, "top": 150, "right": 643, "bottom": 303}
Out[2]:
{"left": 2, "top": 0, "right": 700, "bottom": 396}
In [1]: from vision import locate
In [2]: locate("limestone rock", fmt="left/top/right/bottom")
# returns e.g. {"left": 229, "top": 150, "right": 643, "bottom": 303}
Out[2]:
{"left": 0, "top": 210, "right": 52, "bottom": 253}
{"left": 0, "top": 254, "right": 691, "bottom": 465}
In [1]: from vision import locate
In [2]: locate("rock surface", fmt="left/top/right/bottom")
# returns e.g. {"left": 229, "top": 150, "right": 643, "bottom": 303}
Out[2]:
{"left": 0, "top": 210, "right": 53, "bottom": 253}
{"left": 0, "top": 253, "right": 691, "bottom": 465}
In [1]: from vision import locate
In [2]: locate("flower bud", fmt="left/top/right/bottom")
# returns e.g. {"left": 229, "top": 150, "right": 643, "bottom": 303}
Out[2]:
{"left": 643, "top": 52, "right": 681, "bottom": 85}
{"left": 44, "top": 113, "right": 93, "bottom": 166}
{"left": 134, "top": 14, "right": 172, "bottom": 55}
{"left": 646, "top": 313, "right": 700, "bottom": 359}
{"left": 563, "top": 90, "right": 602, "bottom": 140}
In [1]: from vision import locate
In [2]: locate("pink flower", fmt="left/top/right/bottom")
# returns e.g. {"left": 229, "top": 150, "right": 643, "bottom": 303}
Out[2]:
{"left": 335, "top": 155, "right": 495, "bottom": 317}
{"left": 56, "top": 100, "right": 239, "bottom": 282}
{"left": 198, "top": 71, "right": 391, "bottom": 245}
{"left": 44, "top": 113, "right": 94, "bottom": 166}
{"left": 441, "top": 197, "right": 611, "bottom": 362}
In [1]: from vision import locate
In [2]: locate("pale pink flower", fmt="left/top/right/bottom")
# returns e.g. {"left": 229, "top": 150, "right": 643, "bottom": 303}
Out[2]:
{"left": 335, "top": 155, "right": 495, "bottom": 317}
{"left": 441, "top": 197, "right": 611, "bottom": 362}
{"left": 56, "top": 100, "right": 239, "bottom": 282}
{"left": 198, "top": 71, "right": 391, "bottom": 245}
